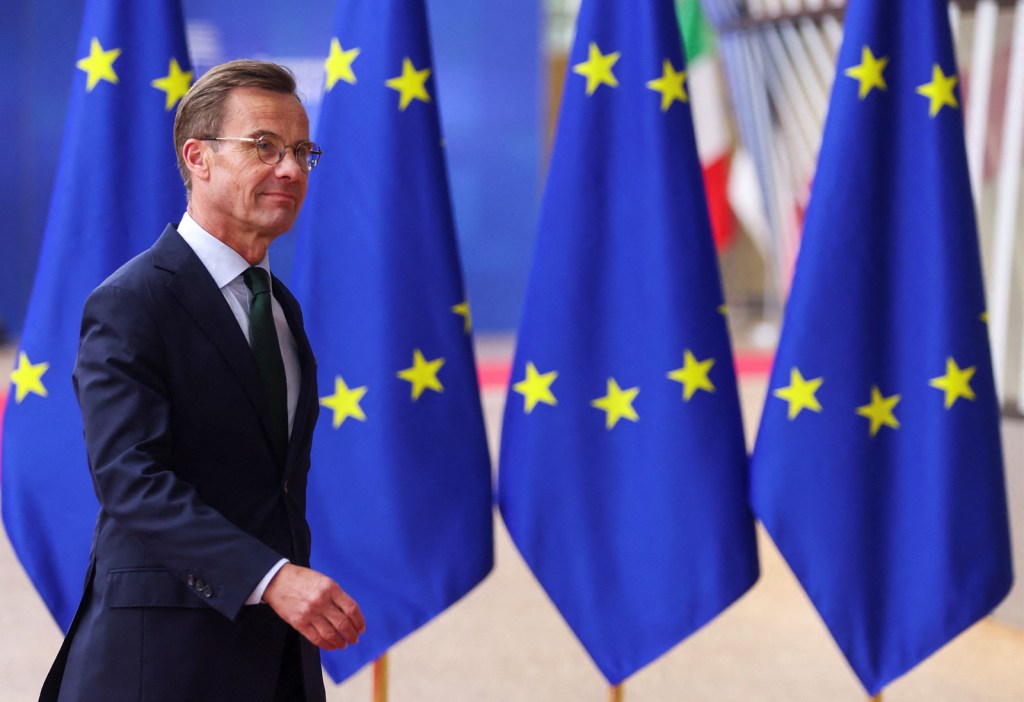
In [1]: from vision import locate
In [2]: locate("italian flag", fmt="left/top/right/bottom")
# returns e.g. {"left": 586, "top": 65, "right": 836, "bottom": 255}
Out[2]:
{"left": 677, "top": 0, "right": 736, "bottom": 251}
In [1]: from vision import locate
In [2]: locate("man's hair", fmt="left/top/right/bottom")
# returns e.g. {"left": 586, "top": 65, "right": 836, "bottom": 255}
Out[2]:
{"left": 174, "top": 60, "right": 300, "bottom": 193}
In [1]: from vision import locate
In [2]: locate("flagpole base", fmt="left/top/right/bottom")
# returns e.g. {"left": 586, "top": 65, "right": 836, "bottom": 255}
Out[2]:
{"left": 373, "top": 653, "right": 389, "bottom": 702}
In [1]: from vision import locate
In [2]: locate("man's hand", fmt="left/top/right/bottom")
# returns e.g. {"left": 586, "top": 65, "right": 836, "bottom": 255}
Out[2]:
{"left": 262, "top": 563, "right": 366, "bottom": 650}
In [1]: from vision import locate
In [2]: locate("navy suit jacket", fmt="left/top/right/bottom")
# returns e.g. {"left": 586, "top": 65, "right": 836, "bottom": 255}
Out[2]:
{"left": 42, "top": 225, "right": 326, "bottom": 701}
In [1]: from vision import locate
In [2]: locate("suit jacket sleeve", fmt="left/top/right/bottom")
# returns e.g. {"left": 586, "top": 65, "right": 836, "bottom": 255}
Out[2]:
{"left": 74, "top": 283, "right": 283, "bottom": 621}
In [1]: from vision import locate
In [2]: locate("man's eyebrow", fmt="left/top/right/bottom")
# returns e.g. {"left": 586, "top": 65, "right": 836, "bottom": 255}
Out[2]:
{"left": 245, "top": 129, "right": 313, "bottom": 143}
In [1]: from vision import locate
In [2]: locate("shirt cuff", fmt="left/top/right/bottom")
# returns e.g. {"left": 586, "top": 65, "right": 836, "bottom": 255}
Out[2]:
{"left": 246, "top": 558, "right": 289, "bottom": 605}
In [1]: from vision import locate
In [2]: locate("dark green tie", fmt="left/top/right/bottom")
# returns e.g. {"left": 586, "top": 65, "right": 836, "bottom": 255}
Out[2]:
{"left": 242, "top": 267, "right": 288, "bottom": 464}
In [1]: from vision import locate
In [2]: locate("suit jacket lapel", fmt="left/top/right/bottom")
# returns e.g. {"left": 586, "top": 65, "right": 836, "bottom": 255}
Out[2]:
{"left": 273, "top": 275, "right": 318, "bottom": 474}
{"left": 150, "top": 225, "right": 282, "bottom": 463}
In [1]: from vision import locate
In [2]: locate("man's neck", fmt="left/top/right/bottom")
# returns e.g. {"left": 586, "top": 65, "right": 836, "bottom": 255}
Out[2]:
{"left": 186, "top": 206, "right": 272, "bottom": 266}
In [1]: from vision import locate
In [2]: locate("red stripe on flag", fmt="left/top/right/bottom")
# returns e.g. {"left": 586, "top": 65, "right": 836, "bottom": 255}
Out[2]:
{"left": 703, "top": 154, "right": 735, "bottom": 252}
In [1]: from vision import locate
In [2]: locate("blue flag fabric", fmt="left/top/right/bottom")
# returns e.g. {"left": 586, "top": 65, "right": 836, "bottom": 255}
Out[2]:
{"left": 1, "top": 0, "right": 191, "bottom": 630}
{"left": 749, "top": 0, "right": 1013, "bottom": 694}
{"left": 290, "top": 0, "right": 494, "bottom": 682}
{"left": 498, "top": 0, "right": 759, "bottom": 684}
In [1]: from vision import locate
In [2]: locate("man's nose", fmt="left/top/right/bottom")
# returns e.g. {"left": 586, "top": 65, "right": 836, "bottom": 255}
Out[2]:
{"left": 275, "top": 148, "right": 306, "bottom": 178}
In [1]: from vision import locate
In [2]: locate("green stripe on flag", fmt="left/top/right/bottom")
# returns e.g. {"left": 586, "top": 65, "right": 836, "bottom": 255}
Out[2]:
{"left": 675, "top": 0, "right": 716, "bottom": 62}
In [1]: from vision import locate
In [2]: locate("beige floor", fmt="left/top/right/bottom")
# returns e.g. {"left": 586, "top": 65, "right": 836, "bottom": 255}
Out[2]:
{"left": 1, "top": 341, "right": 1022, "bottom": 701}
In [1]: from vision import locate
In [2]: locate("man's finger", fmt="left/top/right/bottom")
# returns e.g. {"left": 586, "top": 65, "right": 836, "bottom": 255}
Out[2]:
{"left": 304, "top": 617, "right": 348, "bottom": 651}
{"left": 332, "top": 591, "right": 366, "bottom": 634}
{"left": 321, "top": 600, "right": 361, "bottom": 645}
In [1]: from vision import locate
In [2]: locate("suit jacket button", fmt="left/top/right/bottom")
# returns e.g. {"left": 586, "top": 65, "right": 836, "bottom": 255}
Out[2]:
{"left": 186, "top": 574, "right": 195, "bottom": 587}
{"left": 201, "top": 585, "right": 213, "bottom": 598}
{"left": 283, "top": 481, "right": 289, "bottom": 494}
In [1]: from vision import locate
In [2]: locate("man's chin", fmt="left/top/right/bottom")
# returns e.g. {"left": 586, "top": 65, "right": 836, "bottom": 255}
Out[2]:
{"left": 258, "top": 213, "right": 300, "bottom": 237}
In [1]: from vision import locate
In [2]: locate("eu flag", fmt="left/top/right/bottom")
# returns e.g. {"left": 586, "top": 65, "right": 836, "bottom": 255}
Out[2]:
{"left": 749, "top": 0, "right": 1014, "bottom": 694}
{"left": 1, "top": 0, "right": 191, "bottom": 631}
{"left": 290, "top": 0, "right": 494, "bottom": 682}
{"left": 497, "top": 0, "right": 759, "bottom": 684}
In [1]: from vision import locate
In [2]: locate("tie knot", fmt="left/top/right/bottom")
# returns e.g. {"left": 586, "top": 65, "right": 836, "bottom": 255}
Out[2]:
{"left": 242, "top": 267, "right": 271, "bottom": 297}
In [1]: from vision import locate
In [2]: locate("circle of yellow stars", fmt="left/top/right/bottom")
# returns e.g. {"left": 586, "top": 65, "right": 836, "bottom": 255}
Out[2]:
{"left": 569, "top": 40, "right": 689, "bottom": 112}
{"left": 322, "top": 36, "right": 435, "bottom": 112}
{"left": 512, "top": 345, "right": 720, "bottom": 431}
{"left": 75, "top": 36, "right": 193, "bottom": 110}
{"left": 844, "top": 43, "right": 960, "bottom": 117}
{"left": 771, "top": 354, "right": 983, "bottom": 438}
{"left": 317, "top": 302, "right": 472, "bottom": 429}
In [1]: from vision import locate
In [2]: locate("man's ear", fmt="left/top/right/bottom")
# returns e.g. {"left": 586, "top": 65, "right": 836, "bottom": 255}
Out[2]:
{"left": 182, "top": 139, "right": 210, "bottom": 183}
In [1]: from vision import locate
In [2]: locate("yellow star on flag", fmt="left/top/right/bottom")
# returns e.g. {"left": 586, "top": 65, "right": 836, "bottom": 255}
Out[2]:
{"left": 916, "top": 64, "right": 959, "bottom": 117}
{"left": 513, "top": 362, "right": 558, "bottom": 414}
{"left": 855, "top": 385, "right": 901, "bottom": 437}
{"left": 10, "top": 351, "right": 50, "bottom": 404}
{"left": 319, "top": 376, "right": 368, "bottom": 428}
{"left": 844, "top": 46, "right": 888, "bottom": 99}
{"left": 325, "top": 38, "right": 360, "bottom": 91}
{"left": 591, "top": 377, "right": 639, "bottom": 430}
{"left": 397, "top": 348, "right": 445, "bottom": 400}
{"left": 929, "top": 356, "right": 976, "bottom": 408}
{"left": 646, "top": 59, "right": 688, "bottom": 111}
{"left": 773, "top": 367, "right": 824, "bottom": 420}
{"left": 451, "top": 300, "right": 472, "bottom": 334}
{"left": 667, "top": 350, "right": 715, "bottom": 401}
{"left": 77, "top": 37, "right": 121, "bottom": 92}
{"left": 385, "top": 58, "right": 431, "bottom": 110}
{"left": 151, "top": 57, "right": 193, "bottom": 111}
{"left": 573, "top": 42, "right": 620, "bottom": 96}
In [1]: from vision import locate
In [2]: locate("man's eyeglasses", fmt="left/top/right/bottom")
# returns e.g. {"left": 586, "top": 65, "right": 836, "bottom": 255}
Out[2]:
{"left": 201, "top": 135, "right": 322, "bottom": 173}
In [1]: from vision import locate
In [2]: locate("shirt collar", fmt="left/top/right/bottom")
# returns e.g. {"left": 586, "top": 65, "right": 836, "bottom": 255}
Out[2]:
{"left": 176, "top": 211, "right": 271, "bottom": 289}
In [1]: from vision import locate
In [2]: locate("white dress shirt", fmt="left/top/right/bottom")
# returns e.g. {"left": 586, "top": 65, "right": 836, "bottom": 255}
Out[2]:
{"left": 176, "top": 212, "right": 295, "bottom": 604}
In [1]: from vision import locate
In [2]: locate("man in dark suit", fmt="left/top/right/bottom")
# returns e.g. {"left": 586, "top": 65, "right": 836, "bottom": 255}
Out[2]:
{"left": 41, "top": 60, "right": 364, "bottom": 701}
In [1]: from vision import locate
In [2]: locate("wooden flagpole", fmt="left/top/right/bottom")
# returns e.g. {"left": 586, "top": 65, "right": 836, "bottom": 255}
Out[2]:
{"left": 870, "top": 693, "right": 883, "bottom": 702}
{"left": 609, "top": 683, "right": 624, "bottom": 702}
{"left": 372, "top": 653, "right": 389, "bottom": 702}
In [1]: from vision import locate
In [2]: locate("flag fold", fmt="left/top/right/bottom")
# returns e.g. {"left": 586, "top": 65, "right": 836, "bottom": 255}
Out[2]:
{"left": 750, "top": 0, "right": 1014, "bottom": 694}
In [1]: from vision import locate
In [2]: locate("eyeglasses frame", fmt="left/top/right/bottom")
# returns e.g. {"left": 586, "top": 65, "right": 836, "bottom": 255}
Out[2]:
{"left": 200, "top": 135, "right": 323, "bottom": 173}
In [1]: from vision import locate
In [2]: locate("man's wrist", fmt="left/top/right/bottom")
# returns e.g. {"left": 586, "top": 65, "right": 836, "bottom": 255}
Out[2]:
{"left": 246, "top": 558, "right": 289, "bottom": 605}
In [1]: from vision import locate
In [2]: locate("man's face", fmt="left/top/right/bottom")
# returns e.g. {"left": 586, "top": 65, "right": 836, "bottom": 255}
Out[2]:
{"left": 202, "top": 87, "right": 311, "bottom": 241}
